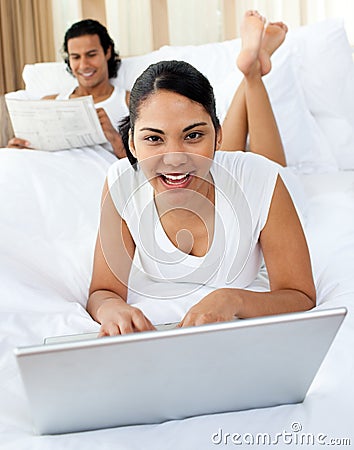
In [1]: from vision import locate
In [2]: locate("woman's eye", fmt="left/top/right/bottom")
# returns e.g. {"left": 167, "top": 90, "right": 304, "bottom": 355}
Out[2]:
{"left": 186, "top": 132, "right": 202, "bottom": 140}
{"left": 145, "top": 135, "right": 161, "bottom": 143}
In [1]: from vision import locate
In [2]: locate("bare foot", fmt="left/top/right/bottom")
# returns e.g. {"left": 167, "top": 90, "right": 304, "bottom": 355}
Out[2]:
{"left": 259, "top": 22, "right": 288, "bottom": 75}
{"left": 236, "top": 10, "right": 265, "bottom": 77}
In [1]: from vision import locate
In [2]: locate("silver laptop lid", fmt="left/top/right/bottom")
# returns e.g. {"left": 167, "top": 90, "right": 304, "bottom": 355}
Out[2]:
{"left": 14, "top": 307, "right": 347, "bottom": 435}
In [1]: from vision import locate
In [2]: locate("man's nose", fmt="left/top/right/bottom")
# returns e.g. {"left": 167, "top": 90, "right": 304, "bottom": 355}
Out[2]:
{"left": 79, "top": 56, "right": 89, "bottom": 69}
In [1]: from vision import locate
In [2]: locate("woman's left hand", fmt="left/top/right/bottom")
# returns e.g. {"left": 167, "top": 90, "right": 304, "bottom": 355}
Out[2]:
{"left": 178, "top": 288, "right": 241, "bottom": 328}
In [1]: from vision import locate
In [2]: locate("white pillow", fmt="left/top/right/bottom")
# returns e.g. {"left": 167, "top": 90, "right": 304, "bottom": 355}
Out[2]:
{"left": 4, "top": 89, "right": 31, "bottom": 100}
{"left": 119, "top": 39, "right": 241, "bottom": 92}
{"left": 263, "top": 45, "right": 337, "bottom": 173}
{"left": 288, "top": 19, "right": 354, "bottom": 170}
{"left": 117, "top": 50, "right": 166, "bottom": 92}
{"left": 22, "top": 62, "right": 78, "bottom": 99}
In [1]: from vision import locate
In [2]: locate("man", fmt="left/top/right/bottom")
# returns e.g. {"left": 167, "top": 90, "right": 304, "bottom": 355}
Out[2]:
{"left": 8, "top": 19, "right": 128, "bottom": 158}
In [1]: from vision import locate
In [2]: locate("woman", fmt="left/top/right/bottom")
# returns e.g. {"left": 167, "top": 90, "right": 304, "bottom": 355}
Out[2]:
{"left": 87, "top": 13, "right": 316, "bottom": 336}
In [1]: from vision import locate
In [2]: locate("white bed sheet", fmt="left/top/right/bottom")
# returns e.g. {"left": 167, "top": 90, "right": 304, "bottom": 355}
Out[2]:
{"left": 0, "top": 148, "right": 353, "bottom": 449}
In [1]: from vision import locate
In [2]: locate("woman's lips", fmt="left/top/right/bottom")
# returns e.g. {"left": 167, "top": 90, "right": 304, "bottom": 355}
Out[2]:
{"left": 158, "top": 172, "right": 192, "bottom": 188}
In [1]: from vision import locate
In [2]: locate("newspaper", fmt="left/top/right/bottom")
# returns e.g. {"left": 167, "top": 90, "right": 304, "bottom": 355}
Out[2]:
{"left": 5, "top": 96, "right": 107, "bottom": 151}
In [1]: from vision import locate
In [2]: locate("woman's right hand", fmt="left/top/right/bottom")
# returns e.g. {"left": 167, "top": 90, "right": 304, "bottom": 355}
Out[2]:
{"left": 97, "top": 298, "right": 156, "bottom": 336}
{"left": 7, "top": 137, "right": 32, "bottom": 149}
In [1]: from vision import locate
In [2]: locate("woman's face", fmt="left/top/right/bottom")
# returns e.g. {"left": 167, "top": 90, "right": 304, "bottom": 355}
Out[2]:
{"left": 130, "top": 90, "right": 222, "bottom": 206}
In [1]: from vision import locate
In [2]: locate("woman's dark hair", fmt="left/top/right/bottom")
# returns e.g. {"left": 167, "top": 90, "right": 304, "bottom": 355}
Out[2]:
{"left": 63, "top": 19, "right": 121, "bottom": 79}
{"left": 119, "top": 60, "right": 220, "bottom": 167}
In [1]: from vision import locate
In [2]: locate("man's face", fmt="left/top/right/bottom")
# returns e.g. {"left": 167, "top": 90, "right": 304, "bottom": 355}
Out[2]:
{"left": 67, "top": 34, "right": 111, "bottom": 89}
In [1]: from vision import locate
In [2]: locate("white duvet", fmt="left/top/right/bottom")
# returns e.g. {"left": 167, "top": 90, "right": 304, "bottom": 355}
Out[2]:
{"left": 0, "top": 147, "right": 353, "bottom": 449}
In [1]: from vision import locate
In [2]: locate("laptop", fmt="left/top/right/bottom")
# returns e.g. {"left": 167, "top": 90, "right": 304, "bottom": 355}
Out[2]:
{"left": 14, "top": 307, "right": 346, "bottom": 435}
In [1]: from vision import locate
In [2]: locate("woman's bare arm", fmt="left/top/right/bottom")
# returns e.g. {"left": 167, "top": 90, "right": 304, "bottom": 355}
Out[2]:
{"left": 87, "top": 180, "right": 155, "bottom": 335}
{"left": 179, "top": 176, "right": 316, "bottom": 327}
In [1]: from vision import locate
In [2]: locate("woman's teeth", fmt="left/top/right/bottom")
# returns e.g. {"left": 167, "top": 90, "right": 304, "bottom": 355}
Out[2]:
{"left": 162, "top": 173, "right": 190, "bottom": 185}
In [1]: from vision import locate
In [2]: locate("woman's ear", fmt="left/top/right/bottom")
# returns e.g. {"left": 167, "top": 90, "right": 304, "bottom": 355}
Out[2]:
{"left": 128, "top": 130, "right": 136, "bottom": 157}
{"left": 215, "top": 127, "right": 223, "bottom": 151}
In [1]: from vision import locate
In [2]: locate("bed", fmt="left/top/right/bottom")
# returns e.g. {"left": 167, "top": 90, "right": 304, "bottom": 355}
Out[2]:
{"left": 1, "top": 18, "right": 354, "bottom": 448}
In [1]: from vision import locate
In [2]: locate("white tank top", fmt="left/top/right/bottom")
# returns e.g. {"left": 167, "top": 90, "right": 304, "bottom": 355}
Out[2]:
{"left": 107, "top": 151, "right": 280, "bottom": 316}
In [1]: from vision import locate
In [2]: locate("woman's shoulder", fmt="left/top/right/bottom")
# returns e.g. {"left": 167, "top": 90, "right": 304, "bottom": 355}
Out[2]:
{"left": 213, "top": 151, "right": 280, "bottom": 203}
{"left": 107, "top": 159, "right": 142, "bottom": 213}
{"left": 213, "top": 151, "right": 279, "bottom": 180}
{"left": 107, "top": 158, "right": 149, "bottom": 193}
{"left": 214, "top": 150, "right": 278, "bottom": 167}
{"left": 107, "top": 157, "right": 135, "bottom": 183}
{"left": 213, "top": 152, "right": 280, "bottom": 229}
{"left": 107, "top": 159, "right": 151, "bottom": 217}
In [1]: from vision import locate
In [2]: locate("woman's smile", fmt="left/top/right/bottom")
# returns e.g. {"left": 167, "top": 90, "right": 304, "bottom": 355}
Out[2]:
{"left": 158, "top": 172, "right": 193, "bottom": 188}
{"left": 131, "top": 90, "right": 222, "bottom": 202}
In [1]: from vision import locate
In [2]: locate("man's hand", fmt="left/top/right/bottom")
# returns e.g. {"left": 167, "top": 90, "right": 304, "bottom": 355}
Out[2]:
{"left": 96, "top": 107, "right": 117, "bottom": 142}
{"left": 96, "top": 108, "right": 126, "bottom": 159}
{"left": 7, "top": 137, "right": 33, "bottom": 149}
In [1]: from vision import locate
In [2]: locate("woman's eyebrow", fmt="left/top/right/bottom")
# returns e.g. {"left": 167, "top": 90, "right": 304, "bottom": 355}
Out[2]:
{"left": 183, "top": 122, "right": 208, "bottom": 132}
{"left": 139, "top": 122, "right": 208, "bottom": 134}
{"left": 139, "top": 127, "right": 164, "bottom": 134}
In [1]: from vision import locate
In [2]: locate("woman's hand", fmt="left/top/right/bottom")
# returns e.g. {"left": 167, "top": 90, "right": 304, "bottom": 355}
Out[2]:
{"left": 178, "top": 288, "right": 240, "bottom": 328}
{"left": 96, "top": 108, "right": 126, "bottom": 158}
{"left": 7, "top": 137, "right": 32, "bottom": 149}
{"left": 97, "top": 297, "right": 156, "bottom": 336}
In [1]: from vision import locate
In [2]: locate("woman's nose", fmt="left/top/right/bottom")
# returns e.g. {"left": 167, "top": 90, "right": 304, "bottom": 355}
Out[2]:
{"left": 162, "top": 151, "right": 188, "bottom": 167}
